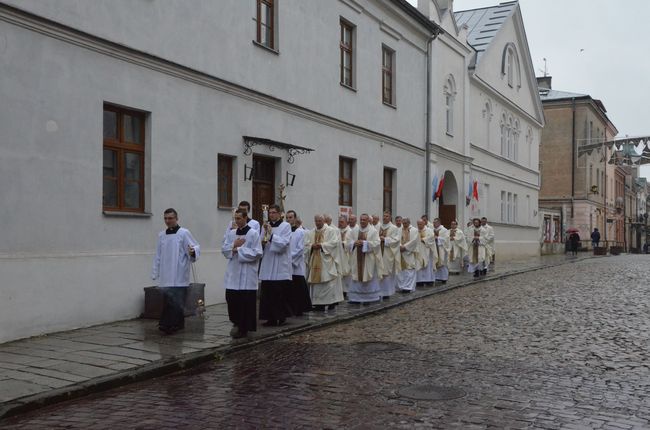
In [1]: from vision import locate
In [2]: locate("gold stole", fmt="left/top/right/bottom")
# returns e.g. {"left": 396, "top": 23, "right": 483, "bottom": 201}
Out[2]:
{"left": 400, "top": 228, "right": 409, "bottom": 270}
{"left": 449, "top": 229, "right": 455, "bottom": 261}
{"left": 356, "top": 231, "right": 367, "bottom": 281}
{"left": 471, "top": 229, "right": 480, "bottom": 264}
{"left": 309, "top": 229, "right": 324, "bottom": 283}
{"left": 380, "top": 227, "right": 388, "bottom": 255}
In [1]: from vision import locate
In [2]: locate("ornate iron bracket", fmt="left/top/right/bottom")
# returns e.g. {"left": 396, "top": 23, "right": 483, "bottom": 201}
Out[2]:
{"left": 243, "top": 136, "right": 314, "bottom": 164}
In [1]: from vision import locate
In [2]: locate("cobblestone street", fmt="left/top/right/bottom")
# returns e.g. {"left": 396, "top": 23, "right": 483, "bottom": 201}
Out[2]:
{"left": 3, "top": 255, "right": 650, "bottom": 429}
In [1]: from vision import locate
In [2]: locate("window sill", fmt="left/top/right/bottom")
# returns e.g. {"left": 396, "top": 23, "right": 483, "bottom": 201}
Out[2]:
{"left": 446, "top": 132, "right": 454, "bottom": 138}
{"left": 252, "top": 40, "right": 279, "bottom": 55}
{"left": 103, "top": 211, "right": 153, "bottom": 218}
{"left": 340, "top": 82, "right": 357, "bottom": 92}
{"left": 382, "top": 101, "right": 396, "bottom": 110}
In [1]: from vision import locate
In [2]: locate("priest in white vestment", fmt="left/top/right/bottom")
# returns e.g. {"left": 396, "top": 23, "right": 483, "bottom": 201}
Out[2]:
{"left": 305, "top": 214, "right": 343, "bottom": 311}
{"left": 286, "top": 210, "right": 312, "bottom": 316}
{"left": 151, "top": 208, "right": 200, "bottom": 335}
{"left": 378, "top": 211, "right": 401, "bottom": 299}
{"left": 259, "top": 204, "right": 293, "bottom": 326}
{"left": 481, "top": 217, "right": 495, "bottom": 274}
{"left": 468, "top": 218, "right": 488, "bottom": 278}
{"left": 346, "top": 214, "right": 382, "bottom": 303}
{"left": 415, "top": 218, "right": 437, "bottom": 286}
{"left": 396, "top": 218, "right": 419, "bottom": 293}
{"left": 447, "top": 220, "right": 467, "bottom": 274}
{"left": 463, "top": 219, "right": 474, "bottom": 270}
{"left": 222, "top": 209, "right": 263, "bottom": 338}
{"left": 338, "top": 216, "right": 352, "bottom": 296}
{"left": 432, "top": 218, "right": 450, "bottom": 283}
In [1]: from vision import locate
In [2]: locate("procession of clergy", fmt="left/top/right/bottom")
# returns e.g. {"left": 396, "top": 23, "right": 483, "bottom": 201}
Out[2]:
{"left": 222, "top": 201, "right": 496, "bottom": 338}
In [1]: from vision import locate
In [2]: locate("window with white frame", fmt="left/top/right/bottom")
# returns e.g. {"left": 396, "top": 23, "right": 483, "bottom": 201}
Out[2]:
{"left": 507, "top": 192, "right": 512, "bottom": 223}
{"left": 500, "top": 191, "right": 506, "bottom": 222}
{"left": 513, "top": 194, "right": 518, "bottom": 224}
{"left": 444, "top": 75, "right": 456, "bottom": 135}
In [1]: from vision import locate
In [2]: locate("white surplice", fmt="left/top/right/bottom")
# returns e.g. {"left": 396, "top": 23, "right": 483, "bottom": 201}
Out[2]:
{"left": 397, "top": 226, "right": 419, "bottom": 291}
{"left": 151, "top": 227, "right": 200, "bottom": 287}
{"left": 259, "top": 221, "right": 292, "bottom": 281}
{"left": 222, "top": 227, "right": 263, "bottom": 290}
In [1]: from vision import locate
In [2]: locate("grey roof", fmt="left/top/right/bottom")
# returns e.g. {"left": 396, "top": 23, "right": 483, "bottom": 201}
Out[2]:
{"left": 539, "top": 88, "right": 589, "bottom": 101}
{"left": 454, "top": 1, "right": 517, "bottom": 63}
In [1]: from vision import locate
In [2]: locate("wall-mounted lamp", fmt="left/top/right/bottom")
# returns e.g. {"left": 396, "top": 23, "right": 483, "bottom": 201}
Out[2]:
{"left": 286, "top": 171, "right": 296, "bottom": 187}
{"left": 244, "top": 164, "right": 254, "bottom": 181}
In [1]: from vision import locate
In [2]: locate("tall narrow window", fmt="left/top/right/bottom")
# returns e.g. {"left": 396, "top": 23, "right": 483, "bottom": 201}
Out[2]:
{"left": 218, "top": 155, "right": 234, "bottom": 208}
{"left": 103, "top": 104, "right": 145, "bottom": 212}
{"left": 513, "top": 194, "right": 518, "bottom": 224}
{"left": 444, "top": 76, "right": 456, "bottom": 135}
{"left": 340, "top": 20, "right": 354, "bottom": 88}
{"left": 507, "top": 50, "right": 514, "bottom": 87}
{"left": 339, "top": 157, "right": 354, "bottom": 206}
{"left": 500, "top": 191, "right": 507, "bottom": 222}
{"left": 382, "top": 46, "right": 394, "bottom": 105}
{"left": 383, "top": 167, "right": 394, "bottom": 214}
{"left": 256, "top": 0, "right": 274, "bottom": 49}
{"left": 507, "top": 192, "right": 512, "bottom": 223}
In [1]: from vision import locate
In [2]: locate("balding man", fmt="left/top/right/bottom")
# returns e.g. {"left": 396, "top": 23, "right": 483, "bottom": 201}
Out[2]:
{"left": 305, "top": 214, "right": 343, "bottom": 311}
{"left": 396, "top": 217, "right": 419, "bottom": 293}
{"left": 415, "top": 218, "right": 437, "bottom": 287}
{"left": 346, "top": 213, "right": 382, "bottom": 304}
{"left": 378, "top": 211, "right": 401, "bottom": 299}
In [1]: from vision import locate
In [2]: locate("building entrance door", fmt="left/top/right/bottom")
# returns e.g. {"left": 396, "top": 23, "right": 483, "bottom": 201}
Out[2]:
{"left": 252, "top": 155, "right": 275, "bottom": 224}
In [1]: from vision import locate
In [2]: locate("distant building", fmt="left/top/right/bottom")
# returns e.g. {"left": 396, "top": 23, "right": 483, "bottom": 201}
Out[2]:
{"left": 537, "top": 76, "right": 618, "bottom": 251}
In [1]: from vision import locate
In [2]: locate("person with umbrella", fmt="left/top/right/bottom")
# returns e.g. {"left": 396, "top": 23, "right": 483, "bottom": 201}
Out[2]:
{"left": 567, "top": 228, "right": 580, "bottom": 256}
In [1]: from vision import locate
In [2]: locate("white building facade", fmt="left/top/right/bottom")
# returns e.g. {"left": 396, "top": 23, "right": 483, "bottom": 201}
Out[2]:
{"left": 0, "top": 0, "right": 541, "bottom": 342}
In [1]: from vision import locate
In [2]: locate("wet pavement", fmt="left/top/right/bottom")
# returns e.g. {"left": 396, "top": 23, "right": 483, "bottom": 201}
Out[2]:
{"left": 2, "top": 254, "right": 650, "bottom": 429}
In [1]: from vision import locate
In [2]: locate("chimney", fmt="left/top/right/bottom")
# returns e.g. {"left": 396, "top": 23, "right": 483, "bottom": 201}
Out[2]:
{"left": 537, "top": 76, "right": 552, "bottom": 90}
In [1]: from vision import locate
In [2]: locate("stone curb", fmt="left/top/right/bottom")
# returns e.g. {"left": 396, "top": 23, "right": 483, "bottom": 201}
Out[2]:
{"left": 0, "top": 254, "right": 601, "bottom": 420}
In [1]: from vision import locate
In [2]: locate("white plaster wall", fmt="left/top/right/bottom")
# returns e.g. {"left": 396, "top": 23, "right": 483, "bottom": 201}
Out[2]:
{"left": 1, "top": 0, "right": 429, "bottom": 147}
{"left": 0, "top": 15, "right": 427, "bottom": 342}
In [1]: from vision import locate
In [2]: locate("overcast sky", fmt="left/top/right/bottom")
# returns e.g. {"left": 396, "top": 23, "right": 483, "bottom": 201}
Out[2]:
{"left": 407, "top": 0, "right": 650, "bottom": 178}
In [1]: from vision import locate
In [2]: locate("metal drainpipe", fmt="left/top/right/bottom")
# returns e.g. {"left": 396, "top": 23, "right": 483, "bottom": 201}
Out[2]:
{"left": 425, "top": 32, "right": 439, "bottom": 219}
{"left": 571, "top": 97, "right": 576, "bottom": 222}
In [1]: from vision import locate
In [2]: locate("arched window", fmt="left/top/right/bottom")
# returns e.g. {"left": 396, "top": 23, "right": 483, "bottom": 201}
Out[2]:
{"left": 501, "top": 43, "right": 521, "bottom": 89}
{"left": 444, "top": 75, "right": 456, "bottom": 135}
{"left": 483, "top": 100, "right": 492, "bottom": 148}
{"left": 500, "top": 114, "right": 507, "bottom": 156}
{"left": 513, "top": 119, "right": 520, "bottom": 161}
{"left": 507, "top": 116, "right": 514, "bottom": 158}
{"left": 526, "top": 126, "right": 534, "bottom": 167}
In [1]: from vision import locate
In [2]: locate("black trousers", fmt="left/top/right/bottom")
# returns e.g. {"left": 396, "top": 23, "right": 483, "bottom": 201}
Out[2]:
{"left": 159, "top": 287, "right": 187, "bottom": 330}
{"left": 286, "top": 275, "right": 312, "bottom": 315}
{"left": 259, "top": 280, "right": 292, "bottom": 321}
{"left": 226, "top": 289, "right": 258, "bottom": 333}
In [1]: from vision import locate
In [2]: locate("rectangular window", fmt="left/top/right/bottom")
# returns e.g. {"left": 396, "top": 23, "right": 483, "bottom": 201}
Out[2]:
{"left": 513, "top": 194, "right": 518, "bottom": 224}
{"left": 103, "top": 104, "right": 146, "bottom": 212}
{"left": 340, "top": 20, "right": 354, "bottom": 88}
{"left": 382, "top": 46, "right": 394, "bottom": 105}
{"left": 507, "top": 192, "right": 512, "bottom": 223}
{"left": 256, "top": 0, "right": 275, "bottom": 49}
{"left": 544, "top": 216, "right": 552, "bottom": 242}
{"left": 218, "top": 155, "right": 234, "bottom": 208}
{"left": 553, "top": 217, "right": 561, "bottom": 242}
{"left": 383, "top": 167, "right": 394, "bottom": 214}
{"left": 339, "top": 157, "right": 354, "bottom": 207}
{"left": 500, "top": 191, "right": 506, "bottom": 222}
